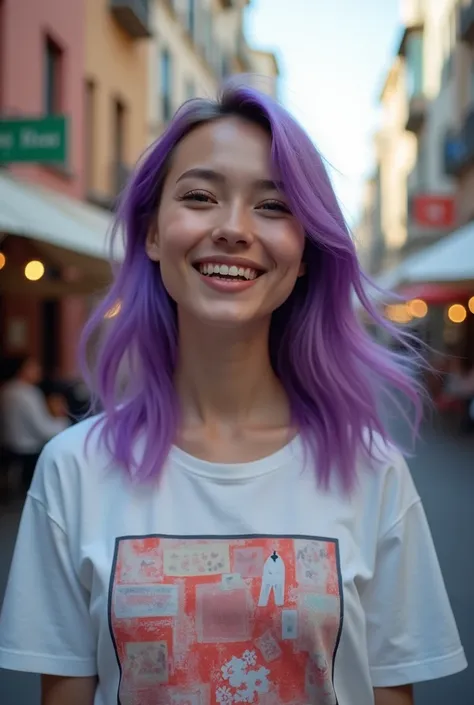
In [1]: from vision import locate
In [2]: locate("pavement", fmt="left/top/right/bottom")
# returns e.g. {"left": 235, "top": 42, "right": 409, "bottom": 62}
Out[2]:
{"left": 0, "top": 418, "right": 472, "bottom": 704}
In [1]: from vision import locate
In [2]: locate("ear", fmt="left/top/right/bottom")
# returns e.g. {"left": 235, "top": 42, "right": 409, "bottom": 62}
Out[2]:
{"left": 297, "top": 261, "right": 306, "bottom": 277}
{"left": 145, "top": 227, "right": 160, "bottom": 262}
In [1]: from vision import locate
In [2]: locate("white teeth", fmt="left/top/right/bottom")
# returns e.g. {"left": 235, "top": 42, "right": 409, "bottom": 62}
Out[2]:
{"left": 198, "top": 262, "right": 260, "bottom": 279}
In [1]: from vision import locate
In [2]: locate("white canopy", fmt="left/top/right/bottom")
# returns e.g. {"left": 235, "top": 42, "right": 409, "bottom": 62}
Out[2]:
{"left": 375, "top": 221, "right": 474, "bottom": 292}
{"left": 399, "top": 221, "right": 474, "bottom": 284}
{"left": 0, "top": 170, "right": 119, "bottom": 261}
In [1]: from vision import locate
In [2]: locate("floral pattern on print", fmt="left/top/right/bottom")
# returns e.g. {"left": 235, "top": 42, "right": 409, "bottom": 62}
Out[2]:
{"left": 221, "top": 656, "right": 246, "bottom": 688}
{"left": 219, "top": 653, "right": 270, "bottom": 703}
{"left": 216, "top": 686, "right": 234, "bottom": 704}
{"left": 242, "top": 650, "right": 257, "bottom": 667}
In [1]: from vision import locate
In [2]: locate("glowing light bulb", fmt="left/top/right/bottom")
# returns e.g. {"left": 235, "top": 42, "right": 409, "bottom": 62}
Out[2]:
{"left": 24, "top": 260, "right": 45, "bottom": 281}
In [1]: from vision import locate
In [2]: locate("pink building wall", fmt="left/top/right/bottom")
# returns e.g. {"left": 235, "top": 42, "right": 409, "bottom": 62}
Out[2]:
{"left": 0, "top": 0, "right": 87, "bottom": 378}
{"left": 0, "top": 0, "right": 85, "bottom": 198}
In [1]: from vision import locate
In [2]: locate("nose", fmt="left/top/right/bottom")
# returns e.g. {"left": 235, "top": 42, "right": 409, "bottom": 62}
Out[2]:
{"left": 211, "top": 203, "right": 253, "bottom": 248}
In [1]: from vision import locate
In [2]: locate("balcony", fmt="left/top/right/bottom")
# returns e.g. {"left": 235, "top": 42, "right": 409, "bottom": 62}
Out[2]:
{"left": 110, "top": 0, "right": 151, "bottom": 39}
{"left": 460, "top": 0, "right": 474, "bottom": 43}
{"left": 443, "top": 108, "right": 474, "bottom": 176}
{"left": 405, "top": 94, "right": 427, "bottom": 133}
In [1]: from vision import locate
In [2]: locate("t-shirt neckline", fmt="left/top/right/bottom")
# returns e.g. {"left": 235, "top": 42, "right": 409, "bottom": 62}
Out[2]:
{"left": 168, "top": 435, "right": 303, "bottom": 482}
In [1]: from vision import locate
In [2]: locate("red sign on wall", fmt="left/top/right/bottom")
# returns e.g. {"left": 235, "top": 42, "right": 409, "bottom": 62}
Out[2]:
{"left": 411, "top": 194, "right": 455, "bottom": 229}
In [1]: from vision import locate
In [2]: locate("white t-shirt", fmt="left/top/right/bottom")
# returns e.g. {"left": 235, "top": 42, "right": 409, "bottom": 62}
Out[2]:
{"left": 0, "top": 417, "right": 467, "bottom": 705}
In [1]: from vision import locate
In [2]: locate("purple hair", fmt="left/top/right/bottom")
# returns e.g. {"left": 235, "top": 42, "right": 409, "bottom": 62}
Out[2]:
{"left": 80, "top": 77, "right": 422, "bottom": 491}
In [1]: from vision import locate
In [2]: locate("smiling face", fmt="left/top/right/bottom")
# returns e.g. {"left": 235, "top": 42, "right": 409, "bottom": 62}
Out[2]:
{"left": 146, "top": 116, "right": 305, "bottom": 328}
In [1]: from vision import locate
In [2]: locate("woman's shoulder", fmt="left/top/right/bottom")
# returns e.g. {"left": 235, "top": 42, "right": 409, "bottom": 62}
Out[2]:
{"left": 356, "top": 432, "right": 421, "bottom": 535}
{"left": 29, "top": 414, "right": 109, "bottom": 504}
{"left": 41, "top": 413, "right": 105, "bottom": 461}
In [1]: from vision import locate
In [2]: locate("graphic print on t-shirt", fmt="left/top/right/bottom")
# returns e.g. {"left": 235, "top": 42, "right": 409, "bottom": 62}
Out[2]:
{"left": 108, "top": 534, "right": 343, "bottom": 705}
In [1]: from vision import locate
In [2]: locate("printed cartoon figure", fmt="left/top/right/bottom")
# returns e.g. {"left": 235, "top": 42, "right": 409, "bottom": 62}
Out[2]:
{"left": 258, "top": 550, "right": 285, "bottom": 607}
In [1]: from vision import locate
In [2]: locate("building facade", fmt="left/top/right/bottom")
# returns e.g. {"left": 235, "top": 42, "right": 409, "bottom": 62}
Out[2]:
{"left": 0, "top": 0, "right": 89, "bottom": 377}
{"left": 0, "top": 0, "right": 279, "bottom": 380}
{"left": 150, "top": 0, "right": 279, "bottom": 141}
{"left": 444, "top": 0, "right": 474, "bottom": 225}
{"left": 358, "top": 0, "right": 472, "bottom": 275}
{"left": 84, "top": 0, "right": 150, "bottom": 208}
{"left": 0, "top": 0, "right": 85, "bottom": 198}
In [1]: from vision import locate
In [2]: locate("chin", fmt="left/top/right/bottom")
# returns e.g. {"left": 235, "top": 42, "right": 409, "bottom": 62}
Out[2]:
{"left": 187, "top": 304, "right": 268, "bottom": 330}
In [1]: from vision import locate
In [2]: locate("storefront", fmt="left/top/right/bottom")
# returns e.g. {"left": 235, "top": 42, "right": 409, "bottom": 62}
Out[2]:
{"left": 374, "top": 220, "right": 474, "bottom": 366}
{"left": 0, "top": 170, "right": 120, "bottom": 379}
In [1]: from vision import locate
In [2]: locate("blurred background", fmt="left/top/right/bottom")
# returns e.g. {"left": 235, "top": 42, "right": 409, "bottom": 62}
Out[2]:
{"left": 0, "top": 0, "right": 473, "bottom": 703}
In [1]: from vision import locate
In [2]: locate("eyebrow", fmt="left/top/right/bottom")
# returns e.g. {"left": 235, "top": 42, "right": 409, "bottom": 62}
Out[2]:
{"left": 176, "top": 167, "right": 283, "bottom": 192}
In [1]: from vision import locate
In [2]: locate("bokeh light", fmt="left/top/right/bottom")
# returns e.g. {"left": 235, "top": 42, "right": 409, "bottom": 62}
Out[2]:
{"left": 447, "top": 304, "right": 467, "bottom": 324}
{"left": 24, "top": 260, "right": 45, "bottom": 281}
{"left": 385, "top": 304, "right": 413, "bottom": 324}
{"left": 407, "top": 298, "right": 428, "bottom": 318}
{"left": 104, "top": 301, "right": 122, "bottom": 319}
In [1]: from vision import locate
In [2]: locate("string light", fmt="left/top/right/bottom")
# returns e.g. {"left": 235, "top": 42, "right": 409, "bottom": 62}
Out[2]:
{"left": 447, "top": 304, "right": 467, "bottom": 324}
{"left": 407, "top": 298, "right": 428, "bottom": 318}
{"left": 24, "top": 260, "right": 45, "bottom": 281}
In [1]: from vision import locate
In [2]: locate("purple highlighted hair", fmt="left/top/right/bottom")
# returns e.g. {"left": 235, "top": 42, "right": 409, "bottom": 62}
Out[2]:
{"left": 80, "top": 77, "right": 422, "bottom": 491}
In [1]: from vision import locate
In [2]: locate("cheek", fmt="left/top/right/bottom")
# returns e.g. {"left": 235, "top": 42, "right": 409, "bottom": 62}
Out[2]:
{"left": 158, "top": 212, "right": 201, "bottom": 262}
{"left": 267, "top": 225, "right": 305, "bottom": 269}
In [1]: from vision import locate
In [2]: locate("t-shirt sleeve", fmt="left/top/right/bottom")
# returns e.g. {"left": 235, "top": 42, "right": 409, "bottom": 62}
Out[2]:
{"left": 362, "top": 497, "right": 467, "bottom": 687}
{"left": 0, "top": 492, "right": 97, "bottom": 676}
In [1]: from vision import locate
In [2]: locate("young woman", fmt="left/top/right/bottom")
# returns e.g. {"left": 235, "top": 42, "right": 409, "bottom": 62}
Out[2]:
{"left": 0, "top": 80, "right": 466, "bottom": 705}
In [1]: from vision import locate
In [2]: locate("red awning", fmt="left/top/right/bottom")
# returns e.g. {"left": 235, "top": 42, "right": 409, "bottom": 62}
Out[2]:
{"left": 397, "top": 283, "right": 474, "bottom": 304}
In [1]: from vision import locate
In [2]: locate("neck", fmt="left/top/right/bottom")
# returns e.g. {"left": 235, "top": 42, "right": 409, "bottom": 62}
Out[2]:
{"left": 175, "top": 312, "right": 289, "bottom": 427}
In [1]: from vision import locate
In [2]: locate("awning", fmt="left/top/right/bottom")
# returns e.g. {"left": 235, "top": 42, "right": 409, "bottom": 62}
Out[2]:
{"left": 400, "top": 220, "right": 474, "bottom": 284}
{"left": 0, "top": 169, "right": 120, "bottom": 261}
{"left": 396, "top": 283, "right": 473, "bottom": 304}
{"left": 375, "top": 220, "right": 474, "bottom": 293}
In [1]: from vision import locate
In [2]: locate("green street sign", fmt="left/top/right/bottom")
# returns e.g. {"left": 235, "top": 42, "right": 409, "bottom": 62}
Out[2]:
{"left": 0, "top": 115, "right": 67, "bottom": 163}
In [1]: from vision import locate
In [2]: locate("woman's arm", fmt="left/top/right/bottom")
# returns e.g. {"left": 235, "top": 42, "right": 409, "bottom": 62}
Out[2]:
{"left": 41, "top": 675, "right": 97, "bottom": 705}
{"left": 374, "top": 685, "right": 414, "bottom": 705}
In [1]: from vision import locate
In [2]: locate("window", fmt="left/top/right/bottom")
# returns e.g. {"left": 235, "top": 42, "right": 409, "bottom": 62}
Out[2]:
{"left": 405, "top": 31, "right": 424, "bottom": 99}
{"left": 44, "top": 36, "right": 63, "bottom": 114}
{"left": 185, "top": 79, "right": 196, "bottom": 101}
{"left": 221, "top": 53, "right": 232, "bottom": 80}
{"left": 161, "top": 49, "right": 173, "bottom": 122}
{"left": 113, "top": 99, "right": 125, "bottom": 165}
{"left": 470, "top": 51, "right": 474, "bottom": 103}
{"left": 84, "top": 80, "right": 96, "bottom": 192}
{"left": 416, "top": 132, "right": 428, "bottom": 190}
{"left": 0, "top": 0, "right": 5, "bottom": 109}
{"left": 113, "top": 99, "right": 128, "bottom": 194}
{"left": 187, "top": 0, "right": 196, "bottom": 38}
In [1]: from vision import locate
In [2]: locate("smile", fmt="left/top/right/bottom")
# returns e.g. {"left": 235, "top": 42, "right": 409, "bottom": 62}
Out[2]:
{"left": 197, "top": 262, "right": 261, "bottom": 281}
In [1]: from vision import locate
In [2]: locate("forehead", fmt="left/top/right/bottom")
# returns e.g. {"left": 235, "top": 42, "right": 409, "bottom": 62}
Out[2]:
{"left": 169, "top": 116, "right": 273, "bottom": 178}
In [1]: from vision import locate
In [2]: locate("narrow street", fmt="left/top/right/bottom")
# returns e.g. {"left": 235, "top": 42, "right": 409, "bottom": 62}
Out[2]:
{"left": 0, "top": 420, "right": 472, "bottom": 705}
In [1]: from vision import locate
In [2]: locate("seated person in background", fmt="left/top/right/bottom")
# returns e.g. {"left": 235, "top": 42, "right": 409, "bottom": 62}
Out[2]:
{"left": 0, "top": 356, "right": 70, "bottom": 492}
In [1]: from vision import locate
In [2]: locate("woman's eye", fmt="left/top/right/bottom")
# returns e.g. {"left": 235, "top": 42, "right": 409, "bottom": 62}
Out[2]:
{"left": 181, "top": 191, "right": 215, "bottom": 203}
{"left": 258, "top": 200, "right": 291, "bottom": 213}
